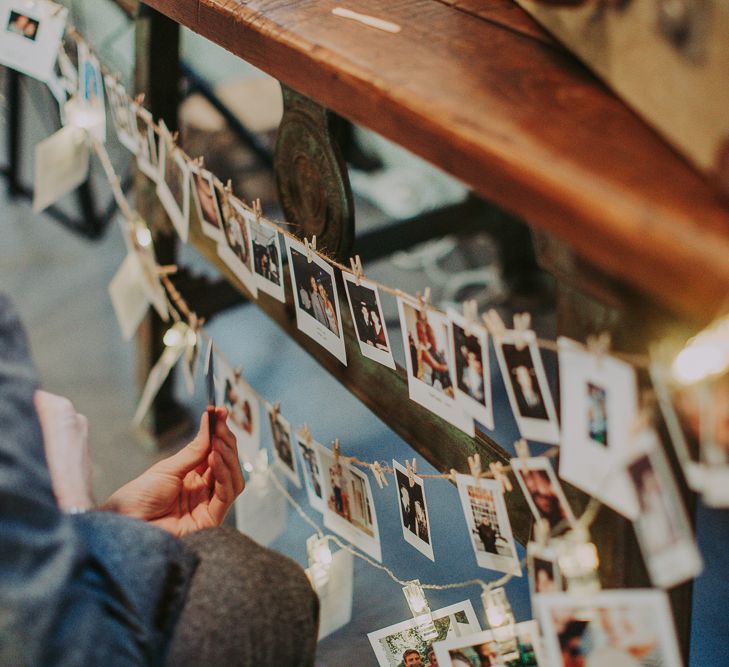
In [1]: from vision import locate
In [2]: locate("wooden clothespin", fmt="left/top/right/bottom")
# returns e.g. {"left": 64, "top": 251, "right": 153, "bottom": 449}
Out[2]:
{"left": 270, "top": 401, "right": 281, "bottom": 421}
{"left": 586, "top": 332, "right": 611, "bottom": 368}
{"left": 156, "top": 264, "right": 178, "bottom": 276}
{"left": 405, "top": 458, "right": 417, "bottom": 487}
{"left": 631, "top": 389, "right": 656, "bottom": 436}
{"left": 233, "top": 366, "right": 243, "bottom": 382}
{"left": 305, "top": 236, "right": 317, "bottom": 263}
{"left": 195, "top": 155, "right": 204, "bottom": 169}
{"left": 482, "top": 309, "right": 506, "bottom": 340}
{"left": 449, "top": 468, "right": 459, "bottom": 483}
{"left": 332, "top": 438, "right": 341, "bottom": 466}
{"left": 489, "top": 461, "right": 513, "bottom": 493}
{"left": 534, "top": 517, "right": 551, "bottom": 546}
{"left": 371, "top": 462, "right": 388, "bottom": 489}
{"left": 515, "top": 438, "right": 531, "bottom": 464}
{"left": 463, "top": 299, "right": 479, "bottom": 337}
{"left": 513, "top": 312, "right": 532, "bottom": 351}
{"left": 252, "top": 197, "right": 263, "bottom": 222}
{"left": 349, "top": 255, "right": 364, "bottom": 285}
{"left": 417, "top": 287, "right": 432, "bottom": 313}
{"left": 299, "top": 423, "right": 313, "bottom": 445}
{"left": 134, "top": 93, "right": 146, "bottom": 106}
{"left": 468, "top": 453, "right": 482, "bottom": 480}
{"left": 170, "top": 130, "right": 180, "bottom": 145}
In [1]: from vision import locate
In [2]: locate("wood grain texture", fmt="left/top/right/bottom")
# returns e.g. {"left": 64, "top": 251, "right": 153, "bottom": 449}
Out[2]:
{"left": 140, "top": 0, "right": 729, "bottom": 324}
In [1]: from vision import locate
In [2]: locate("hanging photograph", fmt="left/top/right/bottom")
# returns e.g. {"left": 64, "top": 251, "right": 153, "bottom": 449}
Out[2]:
{"left": 108, "top": 252, "right": 152, "bottom": 341}
{"left": 368, "top": 600, "right": 480, "bottom": 667}
{"left": 0, "top": 0, "right": 67, "bottom": 83}
{"left": 627, "top": 428, "right": 702, "bottom": 589}
{"left": 558, "top": 337, "right": 640, "bottom": 519}
{"left": 76, "top": 40, "right": 106, "bottom": 143}
{"left": 245, "top": 207, "right": 286, "bottom": 302}
{"left": 134, "top": 104, "right": 159, "bottom": 181}
{"left": 536, "top": 589, "right": 682, "bottom": 667}
{"left": 267, "top": 404, "right": 300, "bottom": 488}
{"left": 433, "top": 619, "right": 545, "bottom": 667}
{"left": 216, "top": 194, "right": 258, "bottom": 297}
{"left": 397, "top": 296, "right": 474, "bottom": 435}
{"left": 527, "top": 542, "right": 563, "bottom": 615}
{"left": 455, "top": 473, "right": 521, "bottom": 576}
{"left": 448, "top": 309, "right": 494, "bottom": 430}
{"left": 189, "top": 162, "right": 224, "bottom": 242}
{"left": 511, "top": 457, "right": 575, "bottom": 531}
{"left": 104, "top": 75, "right": 138, "bottom": 153}
{"left": 286, "top": 236, "right": 347, "bottom": 365}
{"left": 214, "top": 357, "right": 261, "bottom": 465}
{"left": 180, "top": 328, "right": 200, "bottom": 396}
{"left": 493, "top": 328, "right": 559, "bottom": 444}
{"left": 392, "top": 459, "right": 434, "bottom": 561}
{"left": 316, "top": 442, "right": 381, "bottom": 562}
{"left": 342, "top": 272, "right": 396, "bottom": 370}
{"left": 156, "top": 121, "right": 190, "bottom": 242}
{"left": 295, "top": 430, "right": 325, "bottom": 514}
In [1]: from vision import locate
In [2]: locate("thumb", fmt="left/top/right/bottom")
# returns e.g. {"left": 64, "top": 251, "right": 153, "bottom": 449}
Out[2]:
{"left": 166, "top": 412, "right": 212, "bottom": 474}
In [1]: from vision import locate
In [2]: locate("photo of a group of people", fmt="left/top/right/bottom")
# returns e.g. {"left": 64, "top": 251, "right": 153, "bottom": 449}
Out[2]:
{"left": 449, "top": 310, "right": 494, "bottom": 430}
{"left": 287, "top": 237, "right": 347, "bottom": 364}
{"left": 156, "top": 121, "right": 190, "bottom": 242}
{"left": 267, "top": 405, "right": 300, "bottom": 488}
{"left": 215, "top": 359, "right": 260, "bottom": 464}
{"left": 558, "top": 337, "right": 640, "bottom": 520}
{"left": 343, "top": 274, "right": 396, "bottom": 369}
{"left": 368, "top": 601, "right": 481, "bottom": 667}
{"left": 247, "top": 211, "right": 285, "bottom": 302}
{"left": 433, "top": 619, "right": 544, "bottom": 667}
{"left": 0, "top": 1, "right": 67, "bottom": 83}
{"left": 393, "top": 459, "right": 434, "bottom": 561}
{"left": 398, "top": 297, "right": 474, "bottom": 434}
{"left": 511, "top": 457, "right": 575, "bottom": 530}
{"left": 296, "top": 431, "right": 325, "bottom": 514}
{"left": 494, "top": 330, "right": 559, "bottom": 445}
{"left": 455, "top": 474, "right": 521, "bottom": 575}
{"left": 216, "top": 194, "right": 258, "bottom": 297}
{"left": 317, "top": 442, "right": 381, "bottom": 562}
{"left": 626, "top": 429, "right": 702, "bottom": 589}
{"left": 536, "top": 589, "right": 682, "bottom": 667}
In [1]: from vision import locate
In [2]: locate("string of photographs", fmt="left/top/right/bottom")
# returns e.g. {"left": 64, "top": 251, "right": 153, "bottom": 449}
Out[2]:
{"left": 5, "top": 6, "right": 717, "bottom": 665}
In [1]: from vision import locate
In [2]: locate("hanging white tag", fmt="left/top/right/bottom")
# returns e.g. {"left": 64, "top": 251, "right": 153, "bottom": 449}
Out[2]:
{"left": 234, "top": 469, "right": 287, "bottom": 547}
{"left": 311, "top": 547, "right": 354, "bottom": 640}
{"left": 108, "top": 253, "right": 150, "bottom": 341}
{"left": 33, "top": 125, "right": 89, "bottom": 212}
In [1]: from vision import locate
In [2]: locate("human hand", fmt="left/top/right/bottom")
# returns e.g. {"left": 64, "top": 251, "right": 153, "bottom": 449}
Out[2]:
{"left": 103, "top": 408, "right": 244, "bottom": 537}
{"left": 34, "top": 390, "right": 94, "bottom": 511}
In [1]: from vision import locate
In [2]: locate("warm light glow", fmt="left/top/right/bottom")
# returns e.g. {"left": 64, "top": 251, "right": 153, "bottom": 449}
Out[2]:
{"left": 557, "top": 529, "right": 601, "bottom": 595}
{"left": 243, "top": 462, "right": 254, "bottom": 473}
{"left": 135, "top": 225, "right": 152, "bottom": 248}
{"left": 307, "top": 535, "right": 333, "bottom": 591}
{"left": 403, "top": 581, "right": 438, "bottom": 639}
{"left": 185, "top": 328, "right": 198, "bottom": 347}
{"left": 482, "top": 587, "right": 514, "bottom": 630}
{"left": 672, "top": 315, "right": 729, "bottom": 385}
{"left": 163, "top": 327, "right": 183, "bottom": 347}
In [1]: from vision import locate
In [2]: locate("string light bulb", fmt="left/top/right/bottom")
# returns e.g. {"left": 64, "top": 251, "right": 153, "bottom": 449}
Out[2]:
{"left": 402, "top": 580, "right": 438, "bottom": 640}
{"left": 557, "top": 528, "right": 601, "bottom": 596}
{"left": 163, "top": 324, "right": 185, "bottom": 348}
{"left": 481, "top": 587, "right": 517, "bottom": 655}
{"left": 672, "top": 313, "right": 729, "bottom": 385}
{"left": 134, "top": 223, "right": 152, "bottom": 248}
{"left": 306, "top": 534, "right": 333, "bottom": 591}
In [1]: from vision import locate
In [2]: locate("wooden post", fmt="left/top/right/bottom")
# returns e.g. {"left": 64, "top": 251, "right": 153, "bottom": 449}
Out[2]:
{"left": 133, "top": 5, "right": 191, "bottom": 446}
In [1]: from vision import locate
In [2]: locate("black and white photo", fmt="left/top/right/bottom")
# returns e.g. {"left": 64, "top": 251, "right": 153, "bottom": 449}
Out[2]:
{"left": 494, "top": 329, "right": 559, "bottom": 444}
{"left": 343, "top": 273, "right": 396, "bottom": 369}
{"left": 246, "top": 209, "right": 286, "bottom": 302}
{"left": 156, "top": 121, "right": 190, "bottom": 242}
{"left": 267, "top": 405, "right": 300, "bottom": 488}
{"left": 296, "top": 431, "right": 325, "bottom": 514}
{"left": 393, "top": 459, "right": 434, "bottom": 561}
{"left": 286, "top": 236, "right": 347, "bottom": 364}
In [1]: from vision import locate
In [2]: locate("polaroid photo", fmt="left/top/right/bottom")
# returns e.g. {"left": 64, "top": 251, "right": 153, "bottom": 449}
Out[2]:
{"left": 511, "top": 457, "right": 575, "bottom": 531}
{"left": 493, "top": 328, "right": 559, "bottom": 444}
{"left": 235, "top": 469, "right": 286, "bottom": 548}
{"left": 310, "top": 546, "right": 354, "bottom": 641}
{"left": 558, "top": 337, "right": 640, "bottom": 519}
{"left": 535, "top": 589, "right": 682, "bottom": 667}
{"left": 455, "top": 473, "right": 521, "bottom": 576}
{"left": 76, "top": 40, "right": 106, "bottom": 143}
{"left": 216, "top": 194, "right": 258, "bottom": 297}
{"left": 649, "top": 361, "right": 704, "bottom": 492}
{"left": 134, "top": 104, "right": 159, "bottom": 181}
{"left": 286, "top": 236, "right": 347, "bottom": 365}
{"left": 368, "top": 600, "right": 481, "bottom": 667}
{"left": 188, "top": 163, "right": 224, "bottom": 241}
{"left": 626, "top": 428, "right": 703, "bottom": 588}
{"left": 295, "top": 431, "right": 326, "bottom": 514}
{"left": 393, "top": 459, "right": 434, "bottom": 561}
{"left": 32, "top": 125, "right": 89, "bottom": 213}
{"left": 108, "top": 252, "right": 151, "bottom": 341}
{"left": 104, "top": 75, "right": 137, "bottom": 153}
{"left": 397, "top": 296, "right": 474, "bottom": 435}
{"left": 342, "top": 273, "right": 396, "bottom": 370}
{"left": 181, "top": 329, "right": 200, "bottom": 396}
{"left": 0, "top": 0, "right": 67, "bottom": 83}
{"left": 527, "top": 542, "right": 563, "bottom": 616}
{"left": 245, "top": 207, "right": 286, "bottom": 302}
{"left": 215, "top": 357, "right": 261, "bottom": 465}
{"left": 316, "top": 441, "right": 382, "bottom": 562}
{"left": 433, "top": 619, "right": 545, "bottom": 667}
{"left": 448, "top": 309, "right": 494, "bottom": 430}
{"left": 267, "top": 405, "right": 300, "bottom": 488}
{"left": 156, "top": 121, "right": 190, "bottom": 242}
